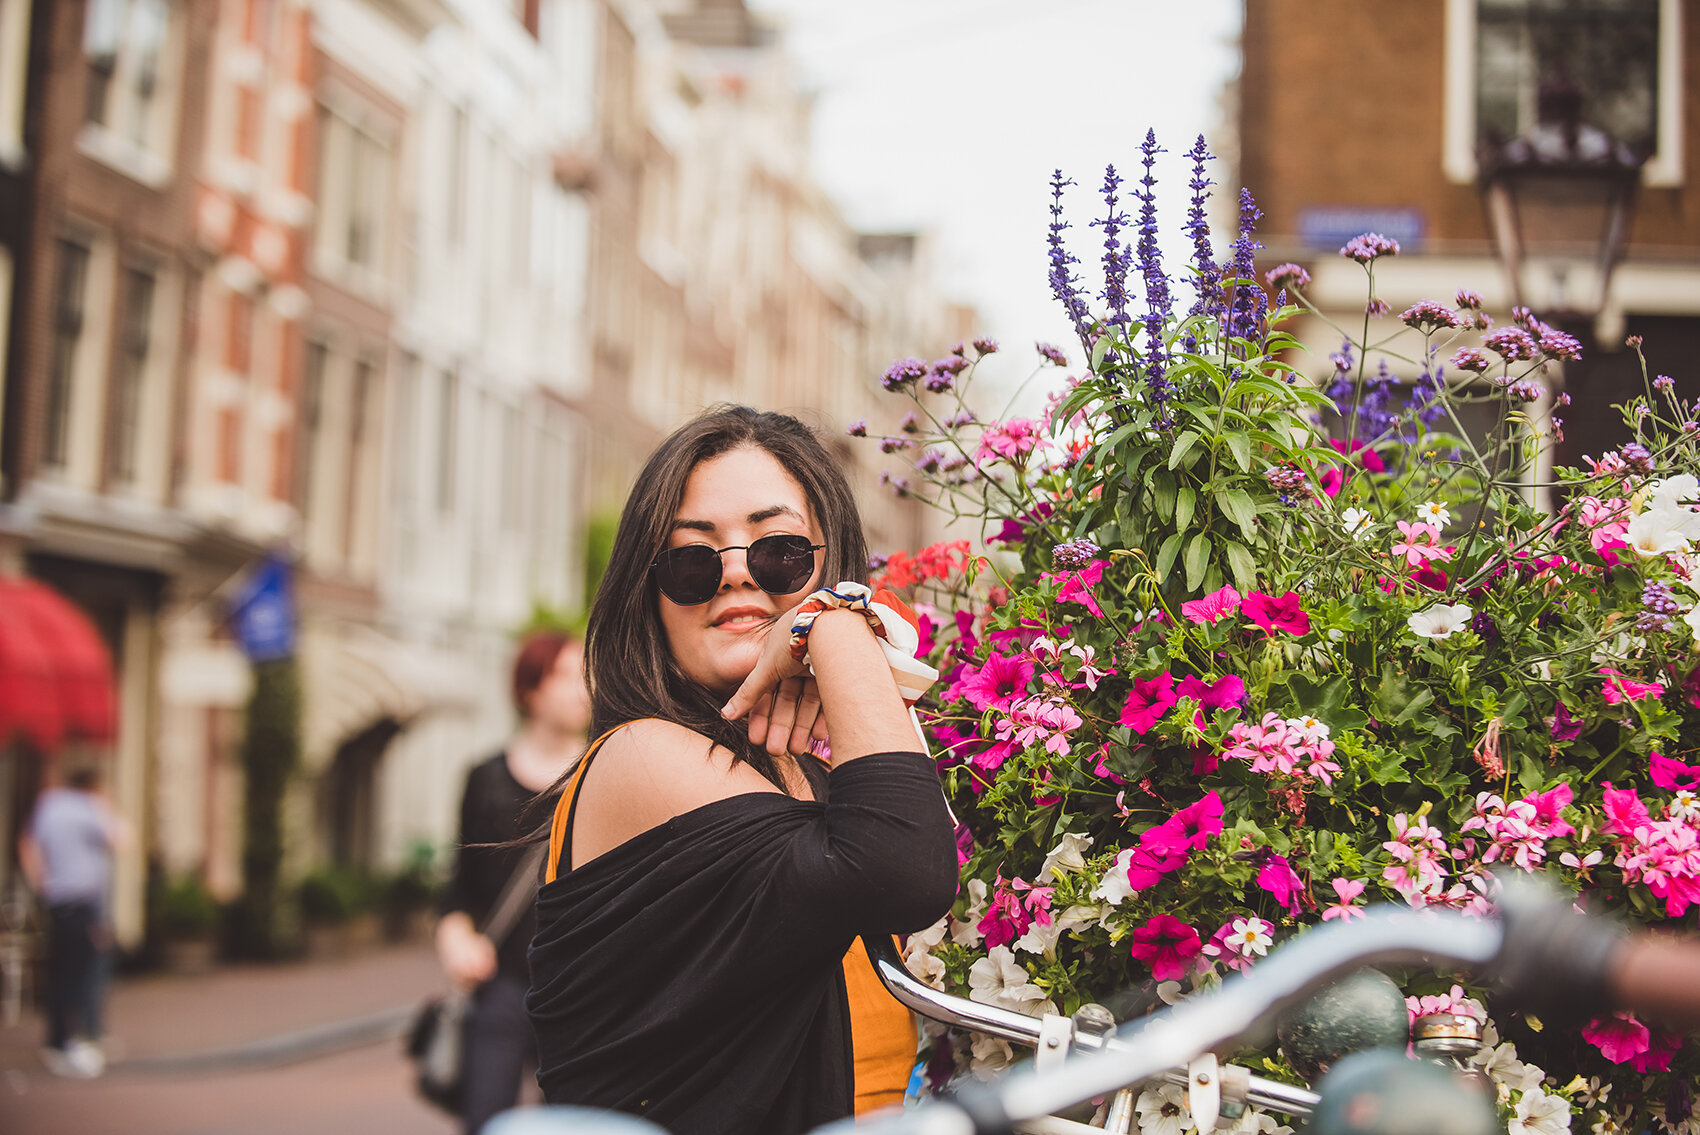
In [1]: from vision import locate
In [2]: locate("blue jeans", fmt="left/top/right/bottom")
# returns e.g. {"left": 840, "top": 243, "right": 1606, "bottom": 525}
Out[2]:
{"left": 44, "top": 901, "right": 108, "bottom": 1050}
{"left": 461, "top": 972, "right": 537, "bottom": 1134}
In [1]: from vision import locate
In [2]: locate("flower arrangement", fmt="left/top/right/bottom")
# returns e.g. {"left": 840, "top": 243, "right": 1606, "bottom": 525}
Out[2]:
{"left": 856, "top": 131, "right": 1700, "bottom": 1135}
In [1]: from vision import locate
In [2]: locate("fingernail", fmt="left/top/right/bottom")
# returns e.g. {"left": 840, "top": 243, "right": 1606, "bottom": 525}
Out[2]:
{"left": 720, "top": 702, "right": 734, "bottom": 718}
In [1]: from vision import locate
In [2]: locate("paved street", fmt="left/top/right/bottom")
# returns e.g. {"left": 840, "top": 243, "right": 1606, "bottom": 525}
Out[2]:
{"left": 0, "top": 940, "right": 477, "bottom": 1134}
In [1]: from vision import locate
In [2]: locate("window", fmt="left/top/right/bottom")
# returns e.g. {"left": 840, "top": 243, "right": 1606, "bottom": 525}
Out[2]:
{"left": 446, "top": 104, "right": 466, "bottom": 248}
{"left": 435, "top": 367, "right": 457, "bottom": 514}
{"left": 314, "top": 105, "right": 392, "bottom": 284}
{"left": 81, "top": 0, "right": 177, "bottom": 179}
{"left": 108, "top": 264, "right": 155, "bottom": 483}
{"left": 298, "top": 340, "right": 327, "bottom": 513}
{"left": 44, "top": 239, "right": 92, "bottom": 469}
{"left": 1445, "top": 0, "right": 1683, "bottom": 184}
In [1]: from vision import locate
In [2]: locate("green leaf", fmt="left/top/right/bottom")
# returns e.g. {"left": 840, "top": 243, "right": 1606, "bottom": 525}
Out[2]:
{"left": 1174, "top": 486, "right": 1196, "bottom": 534}
{"left": 1090, "top": 334, "right": 1111, "bottom": 373}
{"left": 1155, "top": 532, "right": 1184, "bottom": 585}
{"left": 1168, "top": 431, "right": 1202, "bottom": 470}
{"left": 1225, "top": 432, "right": 1252, "bottom": 473}
{"left": 1223, "top": 539, "right": 1257, "bottom": 593}
{"left": 1151, "top": 468, "right": 1178, "bottom": 522}
{"left": 1183, "top": 532, "right": 1211, "bottom": 591}
{"left": 1216, "top": 488, "right": 1259, "bottom": 541}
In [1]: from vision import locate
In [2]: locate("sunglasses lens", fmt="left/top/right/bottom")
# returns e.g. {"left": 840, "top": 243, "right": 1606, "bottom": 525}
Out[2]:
{"left": 748, "top": 535, "right": 818, "bottom": 595}
{"left": 655, "top": 545, "right": 721, "bottom": 606}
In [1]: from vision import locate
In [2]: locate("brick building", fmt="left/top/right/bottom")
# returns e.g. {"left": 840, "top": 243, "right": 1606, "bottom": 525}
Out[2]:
{"left": 1236, "top": 0, "right": 1696, "bottom": 472}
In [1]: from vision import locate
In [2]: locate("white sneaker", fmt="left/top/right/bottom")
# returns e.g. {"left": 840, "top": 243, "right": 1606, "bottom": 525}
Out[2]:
{"left": 41, "top": 1047, "right": 87, "bottom": 1078}
{"left": 65, "top": 1039, "right": 105, "bottom": 1078}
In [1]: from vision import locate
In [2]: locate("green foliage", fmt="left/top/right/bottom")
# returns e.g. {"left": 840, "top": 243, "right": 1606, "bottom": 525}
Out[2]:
{"left": 155, "top": 875, "right": 220, "bottom": 939}
{"left": 236, "top": 657, "right": 300, "bottom": 957}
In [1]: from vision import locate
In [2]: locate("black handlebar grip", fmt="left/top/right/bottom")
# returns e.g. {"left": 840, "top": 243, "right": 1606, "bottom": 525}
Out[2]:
{"left": 1489, "top": 873, "right": 1628, "bottom": 1027}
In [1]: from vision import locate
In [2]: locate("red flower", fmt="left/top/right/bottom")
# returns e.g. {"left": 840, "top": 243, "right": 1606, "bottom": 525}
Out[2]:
{"left": 1127, "top": 914, "right": 1202, "bottom": 981}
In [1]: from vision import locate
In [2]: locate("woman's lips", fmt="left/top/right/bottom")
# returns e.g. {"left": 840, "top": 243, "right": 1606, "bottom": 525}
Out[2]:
{"left": 712, "top": 606, "right": 773, "bottom": 630}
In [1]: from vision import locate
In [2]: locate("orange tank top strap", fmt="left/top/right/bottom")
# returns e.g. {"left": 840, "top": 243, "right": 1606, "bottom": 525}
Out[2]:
{"left": 545, "top": 721, "right": 652, "bottom": 883}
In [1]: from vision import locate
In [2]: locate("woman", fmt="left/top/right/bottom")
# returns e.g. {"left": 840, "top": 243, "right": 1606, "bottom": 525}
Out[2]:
{"left": 526, "top": 407, "right": 958, "bottom": 1135}
{"left": 438, "top": 631, "right": 590, "bottom": 1134}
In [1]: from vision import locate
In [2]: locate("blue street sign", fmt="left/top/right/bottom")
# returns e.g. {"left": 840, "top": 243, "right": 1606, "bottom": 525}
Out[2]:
{"left": 229, "top": 553, "right": 296, "bottom": 662}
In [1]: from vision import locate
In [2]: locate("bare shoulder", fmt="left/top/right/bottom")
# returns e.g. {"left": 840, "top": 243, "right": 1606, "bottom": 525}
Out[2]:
{"left": 571, "top": 719, "right": 784, "bottom": 866}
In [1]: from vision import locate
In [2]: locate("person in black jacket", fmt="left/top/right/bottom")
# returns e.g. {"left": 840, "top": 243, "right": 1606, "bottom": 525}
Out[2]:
{"left": 438, "top": 631, "right": 589, "bottom": 1134}
{"left": 526, "top": 406, "right": 958, "bottom": 1135}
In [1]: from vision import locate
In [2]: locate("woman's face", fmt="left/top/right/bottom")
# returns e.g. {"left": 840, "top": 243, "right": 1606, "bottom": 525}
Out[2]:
{"left": 657, "top": 445, "right": 824, "bottom": 696}
{"left": 529, "top": 641, "right": 591, "bottom": 734}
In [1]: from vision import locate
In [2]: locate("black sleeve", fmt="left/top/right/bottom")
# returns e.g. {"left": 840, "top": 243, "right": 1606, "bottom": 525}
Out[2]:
{"left": 439, "top": 766, "right": 482, "bottom": 920}
{"left": 772, "top": 751, "right": 958, "bottom": 936}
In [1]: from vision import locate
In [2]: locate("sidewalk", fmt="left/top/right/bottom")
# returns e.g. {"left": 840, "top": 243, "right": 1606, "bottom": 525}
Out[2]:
{"left": 0, "top": 939, "right": 446, "bottom": 1079}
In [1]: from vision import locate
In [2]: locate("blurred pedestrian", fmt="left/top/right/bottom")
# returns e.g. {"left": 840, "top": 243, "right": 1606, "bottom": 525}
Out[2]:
{"left": 436, "top": 631, "right": 590, "bottom": 1134}
{"left": 18, "top": 761, "right": 130, "bottom": 1078}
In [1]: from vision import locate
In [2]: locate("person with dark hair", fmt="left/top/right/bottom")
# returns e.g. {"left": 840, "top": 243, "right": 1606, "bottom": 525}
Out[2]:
{"left": 526, "top": 406, "right": 958, "bottom": 1135}
{"left": 438, "top": 631, "right": 590, "bottom": 1134}
{"left": 19, "top": 762, "right": 130, "bottom": 1079}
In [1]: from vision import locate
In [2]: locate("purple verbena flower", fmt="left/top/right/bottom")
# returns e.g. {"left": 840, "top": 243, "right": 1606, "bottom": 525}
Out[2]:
{"left": 1639, "top": 581, "right": 1681, "bottom": 633}
{"left": 899, "top": 411, "right": 921, "bottom": 434}
{"left": 1400, "top": 301, "right": 1463, "bottom": 331}
{"left": 1655, "top": 374, "right": 1675, "bottom": 391}
{"left": 1340, "top": 232, "right": 1400, "bottom": 263}
{"left": 881, "top": 356, "right": 929, "bottom": 390}
{"left": 973, "top": 337, "right": 999, "bottom": 356}
{"left": 1483, "top": 326, "right": 1538, "bottom": 361}
{"left": 1264, "top": 464, "right": 1307, "bottom": 492}
{"left": 1052, "top": 538, "right": 1101, "bottom": 571}
{"left": 879, "top": 436, "right": 911, "bottom": 454}
{"left": 1365, "top": 298, "right": 1391, "bottom": 318}
{"left": 1619, "top": 441, "right": 1655, "bottom": 475}
{"left": 1450, "top": 348, "right": 1491, "bottom": 373}
{"left": 846, "top": 418, "right": 867, "bottom": 437}
{"left": 1509, "top": 379, "right": 1544, "bottom": 403}
{"left": 1036, "top": 342, "right": 1068, "bottom": 367}
{"left": 1455, "top": 289, "right": 1484, "bottom": 309}
{"left": 1532, "top": 323, "right": 1583, "bottom": 361}
{"left": 1265, "top": 263, "right": 1311, "bottom": 292}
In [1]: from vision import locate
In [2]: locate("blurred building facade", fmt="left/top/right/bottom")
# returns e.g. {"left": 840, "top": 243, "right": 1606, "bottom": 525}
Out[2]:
{"left": 0, "top": 0, "right": 967, "bottom": 953}
{"left": 1235, "top": 0, "right": 1695, "bottom": 472}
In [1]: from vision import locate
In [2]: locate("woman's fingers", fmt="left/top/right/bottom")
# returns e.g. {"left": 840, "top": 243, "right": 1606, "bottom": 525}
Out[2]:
{"left": 788, "top": 678, "right": 823, "bottom": 756}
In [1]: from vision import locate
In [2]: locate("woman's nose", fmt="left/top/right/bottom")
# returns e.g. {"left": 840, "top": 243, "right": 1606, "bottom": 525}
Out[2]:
{"left": 717, "top": 545, "right": 757, "bottom": 591}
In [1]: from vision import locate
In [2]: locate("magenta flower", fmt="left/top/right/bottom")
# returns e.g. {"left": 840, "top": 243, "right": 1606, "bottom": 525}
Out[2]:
{"left": 1142, "top": 792, "right": 1225, "bottom": 858}
{"left": 1254, "top": 850, "right": 1305, "bottom": 913}
{"left": 1124, "top": 842, "right": 1188, "bottom": 891}
{"left": 1391, "top": 521, "right": 1448, "bottom": 567}
{"left": 1521, "top": 782, "right": 1576, "bottom": 838}
{"left": 1600, "top": 782, "right": 1652, "bottom": 836}
{"left": 1242, "top": 591, "right": 1310, "bottom": 636}
{"left": 1549, "top": 700, "right": 1584, "bottom": 741}
{"left": 956, "top": 651, "right": 1036, "bottom": 714}
{"left": 1320, "top": 877, "right": 1366, "bottom": 922}
{"left": 1340, "top": 232, "right": 1400, "bottom": 263}
{"left": 1119, "top": 671, "right": 1177, "bottom": 734}
{"left": 1652, "top": 751, "right": 1700, "bottom": 791}
{"left": 1127, "top": 914, "right": 1202, "bottom": 981}
{"left": 1583, "top": 1012, "right": 1652, "bottom": 1064}
{"left": 1181, "top": 584, "right": 1242, "bottom": 624}
{"left": 1600, "top": 668, "right": 1666, "bottom": 704}
{"left": 1176, "top": 673, "right": 1247, "bottom": 709}
{"left": 977, "top": 878, "right": 1032, "bottom": 949}
{"left": 1628, "top": 1029, "right": 1682, "bottom": 1073}
{"left": 1050, "top": 560, "right": 1107, "bottom": 618}
{"left": 975, "top": 417, "right": 1044, "bottom": 465}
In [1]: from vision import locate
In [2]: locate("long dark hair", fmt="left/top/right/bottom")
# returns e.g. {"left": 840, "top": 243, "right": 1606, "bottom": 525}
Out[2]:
{"left": 584, "top": 405, "right": 869, "bottom": 790}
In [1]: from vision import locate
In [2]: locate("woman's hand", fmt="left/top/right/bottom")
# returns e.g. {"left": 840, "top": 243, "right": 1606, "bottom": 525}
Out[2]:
{"left": 722, "top": 612, "right": 828, "bottom": 757}
{"left": 436, "top": 912, "right": 497, "bottom": 991}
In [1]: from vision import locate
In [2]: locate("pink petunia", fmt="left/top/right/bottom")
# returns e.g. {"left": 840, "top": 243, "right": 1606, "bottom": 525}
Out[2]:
{"left": 1600, "top": 782, "right": 1652, "bottom": 836}
{"left": 1650, "top": 751, "right": 1700, "bottom": 791}
{"left": 1521, "top": 782, "right": 1576, "bottom": 838}
{"left": 1242, "top": 591, "right": 1311, "bottom": 636}
{"left": 1390, "top": 521, "right": 1448, "bottom": 567}
{"left": 1181, "top": 585, "right": 1243, "bottom": 625}
{"left": 975, "top": 418, "right": 1045, "bottom": 464}
{"left": 955, "top": 651, "right": 1037, "bottom": 714}
{"left": 1176, "top": 673, "right": 1248, "bottom": 709}
{"left": 1255, "top": 850, "right": 1305, "bottom": 913}
{"left": 1600, "top": 668, "right": 1667, "bottom": 704}
{"left": 1141, "top": 792, "right": 1226, "bottom": 858}
{"left": 1582, "top": 1012, "right": 1652, "bottom": 1064}
{"left": 1120, "top": 671, "right": 1178, "bottom": 735}
{"left": 1046, "top": 560, "right": 1107, "bottom": 618}
{"left": 1628, "top": 1030, "right": 1683, "bottom": 1073}
{"left": 1127, "top": 914, "right": 1203, "bottom": 981}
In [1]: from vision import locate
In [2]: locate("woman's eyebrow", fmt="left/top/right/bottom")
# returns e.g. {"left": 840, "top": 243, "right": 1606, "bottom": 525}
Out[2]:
{"left": 670, "top": 504, "right": 804, "bottom": 533}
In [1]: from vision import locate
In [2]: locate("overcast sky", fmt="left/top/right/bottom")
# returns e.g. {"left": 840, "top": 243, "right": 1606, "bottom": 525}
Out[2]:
{"left": 747, "top": 0, "right": 1244, "bottom": 405}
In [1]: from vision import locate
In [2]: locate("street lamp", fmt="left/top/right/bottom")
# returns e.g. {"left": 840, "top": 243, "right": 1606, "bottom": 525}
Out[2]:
{"left": 1479, "top": 85, "right": 1646, "bottom": 333}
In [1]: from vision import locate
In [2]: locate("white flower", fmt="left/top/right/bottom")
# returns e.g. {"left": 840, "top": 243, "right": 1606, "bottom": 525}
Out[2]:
{"left": 904, "top": 916, "right": 950, "bottom": 989}
{"left": 1092, "top": 847, "right": 1137, "bottom": 905}
{"left": 1341, "top": 507, "right": 1376, "bottom": 539}
{"left": 1510, "top": 1086, "right": 1573, "bottom": 1135}
{"left": 1226, "top": 917, "right": 1274, "bottom": 958}
{"left": 1418, "top": 500, "right": 1452, "bottom": 527}
{"left": 1685, "top": 603, "right": 1700, "bottom": 649}
{"left": 1135, "top": 1083, "right": 1197, "bottom": 1135}
{"left": 1156, "top": 980, "right": 1184, "bottom": 1005}
{"left": 1672, "top": 789, "right": 1700, "bottom": 823}
{"left": 1408, "top": 602, "right": 1473, "bottom": 639}
{"left": 1285, "top": 714, "right": 1330, "bottom": 744}
{"left": 1592, "top": 1113, "right": 1625, "bottom": 1135}
{"left": 1031, "top": 635, "right": 1063, "bottom": 663}
{"left": 1531, "top": 659, "right": 1553, "bottom": 681}
{"left": 1648, "top": 474, "right": 1700, "bottom": 508}
{"left": 966, "top": 1033, "right": 1016, "bottom": 1079}
{"left": 1013, "top": 916, "right": 1066, "bottom": 958}
{"left": 1625, "top": 501, "right": 1700, "bottom": 558}
{"left": 951, "top": 878, "right": 988, "bottom": 946}
{"left": 967, "top": 945, "right": 1053, "bottom": 1015}
{"left": 1041, "top": 831, "right": 1094, "bottom": 881}
{"left": 1230, "top": 1109, "right": 1292, "bottom": 1135}
{"left": 1472, "top": 1040, "right": 1528, "bottom": 1106}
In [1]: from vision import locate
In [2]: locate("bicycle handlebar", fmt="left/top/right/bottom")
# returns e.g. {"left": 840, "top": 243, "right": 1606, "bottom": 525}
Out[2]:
{"left": 855, "top": 906, "right": 1505, "bottom": 1135}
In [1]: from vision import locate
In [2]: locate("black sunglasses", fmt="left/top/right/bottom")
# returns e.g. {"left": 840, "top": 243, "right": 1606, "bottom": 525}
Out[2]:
{"left": 651, "top": 534, "right": 825, "bottom": 606}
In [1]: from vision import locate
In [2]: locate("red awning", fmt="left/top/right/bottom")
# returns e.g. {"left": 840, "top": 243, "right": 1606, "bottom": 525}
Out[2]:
{"left": 0, "top": 577, "right": 118, "bottom": 752}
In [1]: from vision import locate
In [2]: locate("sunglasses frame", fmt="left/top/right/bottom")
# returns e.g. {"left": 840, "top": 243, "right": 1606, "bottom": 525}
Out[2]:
{"left": 650, "top": 533, "right": 825, "bottom": 606}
